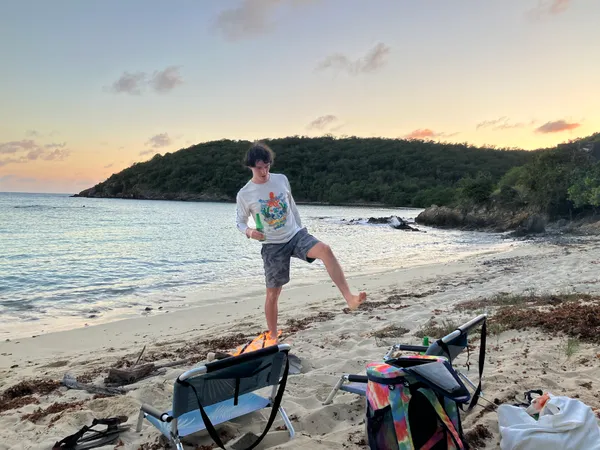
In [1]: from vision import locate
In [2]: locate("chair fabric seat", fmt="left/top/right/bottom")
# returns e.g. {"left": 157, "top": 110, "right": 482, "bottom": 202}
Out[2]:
{"left": 147, "top": 392, "right": 271, "bottom": 438}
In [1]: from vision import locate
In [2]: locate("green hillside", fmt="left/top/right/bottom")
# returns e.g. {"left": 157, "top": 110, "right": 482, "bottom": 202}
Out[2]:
{"left": 414, "top": 133, "right": 600, "bottom": 230}
{"left": 75, "top": 136, "right": 538, "bottom": 207}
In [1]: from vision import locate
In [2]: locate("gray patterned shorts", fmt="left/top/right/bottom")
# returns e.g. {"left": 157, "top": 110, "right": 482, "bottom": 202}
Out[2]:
{"left": 261, "top": 228, "right": 321, "bottom": 288}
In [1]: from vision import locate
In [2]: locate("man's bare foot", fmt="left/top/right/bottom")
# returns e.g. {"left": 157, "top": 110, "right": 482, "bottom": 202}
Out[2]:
{"left": 345, "top": 292, "right": 367, "bottom": 310}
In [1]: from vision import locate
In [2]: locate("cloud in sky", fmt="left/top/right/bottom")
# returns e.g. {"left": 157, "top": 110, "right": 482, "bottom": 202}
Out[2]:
{"left": 109, "top": 71, "right": 147, "bottom": 95}
{"left": 108, "top": 66, "right": 183, "bottom": 95}
{"left": 535, "top": 119, "right": 581, "bottom": 133}
{"left": 214, "top": 0, "right": 318, "bottom": 41}
{"left": 403, "top": 129, "right": 459, "bottom": 140}
{"left": 45, "top": 142, "right": 67, "bottom": 149}
{"left": 316, "top": 43, "right": 391, "bottom": 75}
{"left": 476, "top": 117, "right": 535, "bottom": 131}
{"left": 307, "top": 114, "right": 338, "bottom": 130}
{"left": 25, "top": 129, "right": 58, "bottom": 138}
{"left": 0, "top": 139, "right": 71, "bottom": 167}
{"left": 150, "top": 66, "right": 184, "bottom": 93}
{"left": 527, "top": 0, "right": 573, "bottom": 19}
{"left": 25, "top": 129, "right": 41, "bottom": 138}
{"left": 215, "top": 0, "right": 278, "bottom": 41}
{"left": 145, "top": 133, "right": 172, "bottom": 148}
{"left": 139, "top": 149, "right": 156, "bottom": 156}
{"left": 0, "top": 139, "right": 37, "bottom": 154}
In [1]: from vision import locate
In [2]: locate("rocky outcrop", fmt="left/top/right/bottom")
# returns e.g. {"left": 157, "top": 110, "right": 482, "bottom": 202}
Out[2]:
{"left": 415, "top": 204, "right": 548, "bottom": 234}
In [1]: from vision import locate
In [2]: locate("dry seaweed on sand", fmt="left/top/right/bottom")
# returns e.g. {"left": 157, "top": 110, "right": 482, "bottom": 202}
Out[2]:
{"left": 464, "top": 424, "right": 493, "bottom": 449}
{"left": 0, "top": 395, "right": 40, "bottom": 414}
{"left": 371, "top": 324, "right": 410, "bottom": 339}
{"left": 22, "top": 399, "right": 86, "bottom": 423}
{"left": 413, "top": 318, "right": 458, "bottom": 339}
{"left": 492, "top": 300, "right": 600, "bottom": 344}
{"left": 284, "top": 311, "right": 335, "bottom": 333}
{"left": 457, "top": 292, "right": 594, "bottom": 311}
{"left": 171, "top": 333, "right": 250, "bottom": 361}
{"left": 457, "top": 292, "right": 600, "bottom": 344}
{"left": 2, "top": 379, "right": 60, "bottom": 399}
{"left": 0, "top": 379, "right": 60, "bottom": 413}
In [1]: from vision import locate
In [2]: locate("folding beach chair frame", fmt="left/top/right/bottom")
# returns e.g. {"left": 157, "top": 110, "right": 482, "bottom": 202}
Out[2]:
{"left": 323, "top": 314, "right": 487, "bottom": 408}
{"left": 136, "top": 343, "right": 295, "bottom": 450}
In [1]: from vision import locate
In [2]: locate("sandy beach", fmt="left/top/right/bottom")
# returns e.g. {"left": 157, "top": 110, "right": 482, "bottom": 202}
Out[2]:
{"left": 1, "top": 234, "right": 600, "bottom": 449}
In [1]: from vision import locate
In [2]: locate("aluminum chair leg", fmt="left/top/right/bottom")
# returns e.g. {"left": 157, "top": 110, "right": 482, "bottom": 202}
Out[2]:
{"left": 323, "top": 375, "right": 347, "bottom": 405}
{"left": 135, "top": 408, "right": 145, "bottom": 432}
{"left": 279, "top": 407, "right": 295, "bottom": 438}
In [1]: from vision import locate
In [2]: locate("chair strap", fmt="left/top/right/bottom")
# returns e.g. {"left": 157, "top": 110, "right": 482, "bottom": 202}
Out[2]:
{"left": 466, "top": 319, "right": 486, "bottom": 411}
{"left": 178, "top": 355, "right": 290, "bottom": 450}
{"left": 417, "top": 388, "right": 466, "bottom": 450}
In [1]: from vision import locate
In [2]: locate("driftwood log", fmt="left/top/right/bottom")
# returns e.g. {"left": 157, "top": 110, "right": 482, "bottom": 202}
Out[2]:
{"left": 62, "top": 373, "right": 126, "bottom": 396}
{"left": 105, "top": 363, "right": 155, "bottom": 385}
{"left": 104, "top": 358, "right": 195, "bottom": 386}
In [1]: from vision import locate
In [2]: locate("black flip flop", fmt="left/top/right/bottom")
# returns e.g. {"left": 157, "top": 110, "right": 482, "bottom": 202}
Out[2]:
{"left": 52, "top": 416, "right": 130, "bottom": 450}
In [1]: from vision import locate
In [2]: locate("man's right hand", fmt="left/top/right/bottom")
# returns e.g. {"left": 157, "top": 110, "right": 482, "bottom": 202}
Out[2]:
{"left": 246, "top": 228, "right": 266, "bottom": 241}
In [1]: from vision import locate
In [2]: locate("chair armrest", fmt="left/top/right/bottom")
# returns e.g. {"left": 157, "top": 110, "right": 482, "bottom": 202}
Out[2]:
{"left": 347, "top": 375, "right": 368, "bottom": 383}
{"left": 141, "top": 403, "right": 173, "bottom": 423}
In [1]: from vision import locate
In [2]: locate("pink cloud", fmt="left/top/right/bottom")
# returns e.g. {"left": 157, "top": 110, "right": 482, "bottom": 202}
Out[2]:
{"left": 535, "top": 120, "right": 581, "bottom": 133}
{"left": 404, "top": 129, "right": 459, "bottom": 140}
{"left": 527, "top": 0, "right": 573, "bottom": 19}
{"left": 0, "top": 139, "right": 71, "bottom": 166}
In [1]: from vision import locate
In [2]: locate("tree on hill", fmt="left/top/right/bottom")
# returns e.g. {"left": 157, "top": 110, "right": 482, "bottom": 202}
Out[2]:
{"left": 455, "top": 133, "right": 600, "bottom": 219}
{"left": 76, "top": 136, "right": 537, "bottom": 207}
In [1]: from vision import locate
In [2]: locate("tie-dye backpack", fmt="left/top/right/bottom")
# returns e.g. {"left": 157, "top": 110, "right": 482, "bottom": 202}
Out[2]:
{"left": 365, "top": 355, "right": 472, "bottom": 449}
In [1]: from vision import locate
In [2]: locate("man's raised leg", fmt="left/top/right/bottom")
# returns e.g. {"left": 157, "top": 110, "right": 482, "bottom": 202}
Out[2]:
{"left": 265, "top": 286, "right": 282, "bottom": 339}
{"left": 307, "top": 242, "right": 367, "bottom": 310}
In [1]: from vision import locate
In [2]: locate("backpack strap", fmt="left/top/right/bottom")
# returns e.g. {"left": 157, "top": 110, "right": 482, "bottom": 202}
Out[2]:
{"left": 416, "top": 388, "right": 466, "bottom": 450}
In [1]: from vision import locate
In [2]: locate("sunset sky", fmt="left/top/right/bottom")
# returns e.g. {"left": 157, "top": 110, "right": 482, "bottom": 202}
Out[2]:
{"left": 1, "top": 0, "right": 598, "bottom": 193}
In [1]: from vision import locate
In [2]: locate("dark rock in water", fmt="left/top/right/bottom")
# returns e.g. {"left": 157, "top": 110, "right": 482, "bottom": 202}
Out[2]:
{"left": 344, "top": 215, "right": 422, "bottom": 231}
{"left": 388, "top": 216, "right": 421, "bottom": 231}
{"left": 367, "top": 217, "right": 391, "bottom": 224}
{"left": 144, "top": 307, "right": 153, "bottom": 312}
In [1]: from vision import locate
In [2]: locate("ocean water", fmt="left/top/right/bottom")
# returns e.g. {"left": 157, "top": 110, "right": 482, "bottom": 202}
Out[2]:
{"left": 0, "top": 192, "right": 516, "bottom": 338}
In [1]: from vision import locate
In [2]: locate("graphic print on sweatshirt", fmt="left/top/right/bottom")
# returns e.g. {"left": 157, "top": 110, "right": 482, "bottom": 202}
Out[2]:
{"left": 259, "top": 191, "right": 288, "bottom": 230}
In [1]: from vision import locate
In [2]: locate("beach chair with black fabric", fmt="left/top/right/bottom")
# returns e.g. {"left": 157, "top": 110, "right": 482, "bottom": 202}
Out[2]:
{"left": 323, "top": 314, "right": 487, "bottom": 408}
{"left": 136, "top": 344, "right": 295, "bottom": 450}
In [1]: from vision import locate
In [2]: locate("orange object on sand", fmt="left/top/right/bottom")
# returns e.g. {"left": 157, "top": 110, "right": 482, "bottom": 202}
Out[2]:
{"left": 231, "top": 330, "right": 282, "bottom": 356}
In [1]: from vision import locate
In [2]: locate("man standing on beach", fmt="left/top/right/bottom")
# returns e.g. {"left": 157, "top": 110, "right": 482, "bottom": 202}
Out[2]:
{"left": 235, "top": 142, "right": 367, "bottom": 340}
